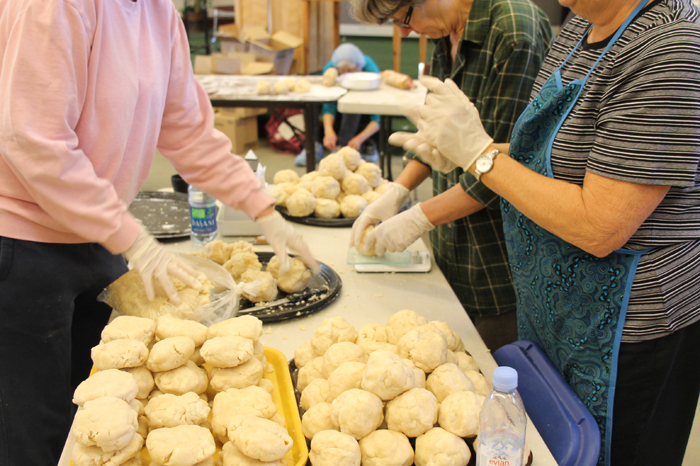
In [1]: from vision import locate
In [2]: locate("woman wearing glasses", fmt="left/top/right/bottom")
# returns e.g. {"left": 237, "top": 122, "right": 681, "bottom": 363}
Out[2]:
{"left": 349, "top": 0, "right": 552, "bottom": 351}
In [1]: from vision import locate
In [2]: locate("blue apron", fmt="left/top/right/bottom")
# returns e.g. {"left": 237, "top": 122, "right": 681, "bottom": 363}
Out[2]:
{"left": 501, "top": 2, "right": 649, "bottom": 465}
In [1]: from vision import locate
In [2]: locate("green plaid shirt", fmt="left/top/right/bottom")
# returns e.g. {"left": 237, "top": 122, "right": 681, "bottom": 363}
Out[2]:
{"left": 409, "top": 0, "right": 552, "bottom": 317}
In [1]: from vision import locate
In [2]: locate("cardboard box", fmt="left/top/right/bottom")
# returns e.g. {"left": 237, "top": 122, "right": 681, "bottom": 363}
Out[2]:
{"left": 217, "top": 23, "right": 248, "bottom": 53}
{"left": 248, "top": 31, "right": 303, "bottom": 75}
{"left": 216, "top": 107, "right": 268, "bottom": 119}
{"left": 211, "top": 52, "right": 255, "bottom": 74}
{"left": 214, "top": 111, "right": 259, "bottom": 155}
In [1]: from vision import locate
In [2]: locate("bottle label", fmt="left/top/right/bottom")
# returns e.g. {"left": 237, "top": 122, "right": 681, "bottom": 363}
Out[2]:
{"left": 477, "top": 430, "right": 524, "bottom": 466}
{"left": 190, "top": 206, "right": 217, "bottom": 234}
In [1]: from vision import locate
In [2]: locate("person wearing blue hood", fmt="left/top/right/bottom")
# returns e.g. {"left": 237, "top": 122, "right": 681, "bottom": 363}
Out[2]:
{"left": 295, "top": 43, "right": 381, "bottom": 166}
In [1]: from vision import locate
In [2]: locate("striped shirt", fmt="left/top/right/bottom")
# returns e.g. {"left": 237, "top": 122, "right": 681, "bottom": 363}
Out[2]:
{"left": 533, "top": 0, "right": 700, "bottom": 341}
{"left": 408, "top": 0, "right": 552, "bottom": 318}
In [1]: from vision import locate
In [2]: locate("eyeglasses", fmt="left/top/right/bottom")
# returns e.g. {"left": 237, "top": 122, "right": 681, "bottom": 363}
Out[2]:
{"left": 391, "top": 5, "right": 413, "bottom": 29}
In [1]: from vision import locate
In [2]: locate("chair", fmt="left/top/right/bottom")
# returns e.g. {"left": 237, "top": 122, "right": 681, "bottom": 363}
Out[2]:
{"left": 493, "top": 340, "right": 601, "bottom": 466}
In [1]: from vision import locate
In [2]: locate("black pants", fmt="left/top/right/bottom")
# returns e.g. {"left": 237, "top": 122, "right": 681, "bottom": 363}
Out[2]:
{"left": 611, "top": 318, "right": 700, "bottom": 465}
{"left": 0, "top": 237, "right": 128, "bottom": 466}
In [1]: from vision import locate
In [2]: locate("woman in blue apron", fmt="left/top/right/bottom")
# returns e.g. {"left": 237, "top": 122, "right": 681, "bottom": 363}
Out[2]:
{"left": 390, "top": 0, "right": 700, "bottom": 464}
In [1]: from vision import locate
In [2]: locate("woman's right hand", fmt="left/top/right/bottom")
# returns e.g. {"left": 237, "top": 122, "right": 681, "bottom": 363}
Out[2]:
{"left": 323, "top": 130, "right": 338, "bottom": 151}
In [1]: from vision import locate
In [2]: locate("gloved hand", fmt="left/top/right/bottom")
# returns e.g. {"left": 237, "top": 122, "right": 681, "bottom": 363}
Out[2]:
{"left": 415, "top": 76, "right": 494, "bottom": 171}
{"left": 123, "top": 226, "right": 204, "bottom": 304}
{"left": 364, "top": 203, "right": 435, "bottom": 257}
{"left": 257, "top": 210, "right": 320, "bottom": 274}
{"left": 388, "top": 130, "right": 458, "bottom": 173}
{"left": 350, "top": 182, "right": 410, "bottom": 247}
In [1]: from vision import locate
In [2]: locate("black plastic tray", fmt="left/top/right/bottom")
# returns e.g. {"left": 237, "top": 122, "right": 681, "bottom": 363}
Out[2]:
{"left": 276, "top": 205, "right": 355, "bottom": 228}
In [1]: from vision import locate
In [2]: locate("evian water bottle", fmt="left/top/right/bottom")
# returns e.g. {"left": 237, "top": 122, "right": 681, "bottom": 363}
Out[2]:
{"left": 188, "top": 185, "right": 218, "bottom": 245}
{"left": 477, "top": 366, "right": 527, "bottom": 466}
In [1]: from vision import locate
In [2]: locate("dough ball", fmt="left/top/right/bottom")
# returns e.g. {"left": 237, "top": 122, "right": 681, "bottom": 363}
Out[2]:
{"left": 355, "top": 163, "right": 383, "bottom": 188}
{"left": 273, "top": 80, "right": 289, "bottom": 95}
{"left": 73, "top": 396, "right": 138, "bottom": 452}
{"left": 156, "top": 314, "right": 208, "bottom": 347}
{"left": 336, "top": 190, "right": 347, "bottom": 205}
{"left": 240, "top": 270, "right": 279, "bottom": 303}
{"left": 296, "top": 356, "right": 326, "bottom": 392}
{"left": 258, "top": 378, "right": 274, "bottom": 394}
{"left": 398, "top": 324, "right": 448, "bottom": 373}
{"left": 147, "top": 337, "right": 195, "bottom": 372}
{"left": 428, "top": 321, "right": 462, "bottom": 352}
{"left": 271, "top": 183, "right": 291, "bottom": 207}
{"left": 327, "top": 361, "right": 366, "bottom": 401}
{"left": 71, "top": 432, "right": 143, "bottom": 466}
{"left": 190, "top": 346, "right": 205, "bottom": 366}
{"left": 426, "top": 363, "right": 475, "bottom": 403}
{"left": 286, "top": 190, "right": 316, "bottom": 217}
{"left": 154, "top": 360, "right": 209, "bottom": 395}
{"left": 223, "top": 252, "right": 263, "bottom": 282}
{"left": 209, "top": 357, "right": 264, "bottom": 392}
{"left": 294, "top": 340, "right": 319, "bottom": 368}
{"left": 208, "top": 315, "right": 264, "bottom": 342}
{"left": 310, "top": 429, "right": 360, "bottom": 466}
{"left": 374, "top": 183, "right": 390, "bottom": 195}
{"left": 294, "top": 78, "right": 312, "bottom": 93}
{"left": 362, "top": 191, "right": 381, "bottom": 205}
{"left": 228, "top": 414, "right": 293, "bottom": 461}
{"left": 299, "top": 171, "right": 322, "bottom": 191}
{"left": 313, "top": 198, "right": 341, "bottom": 219}
{"left": 384, "top": 388, "right": 438, "bottom": 437}
{"left": 301, "top": 402, "right": 337, "bottom": 440}
{"left": 360, "top": 350, "right": 414, "bottom": 401}
{"left": 204, "top": 240, "right": 233, "bottom": 265}
{"left": 414, "top": 427, "right": 470, "bottom": 466}
{"left": 387, "top": 309, "right": 428, "bottom": 342}
{"left": 121, "top": 366, "right": 155, "bottom": 400}
{"left": 330, "top": 388, "right": 383, "bottom": 440}
{"left": 91, "top": 339, "right": 149, "bottom": 371}
{"left": 211, "top": 386, "right": 278, "bottom": 440}
{"left": 256, "top": 80, "right": 271, "bottom": 95}
{"left": 221, "top": 441, "right": 286, "bottom": 466}
{"left": 101, "top": 316, "right": 156, "bottom": 346}
{"left": 359, "top": 430, "right": 414, "bottom": 466}
{"left": 144, "top": 392, "right": 211, "bottom": 429}
{"left": 336, "top": 146, "right": 363, "bottom": 172}
{"left": 341, "top": 173, "right": 371, "bottom": 196}
{"left": 322, "top": 342, "right": 368, "bottom": 375}
{"left": 445, "top": 350, "right": 459, "bottom": 365}
{"left": 122, "top": 452, "right": 144, "bottom": 466}
{"left": 310, "top": 316, "right": 358, "bottom": 354}
{"left": 201, "top": 336, "right": 254, "bottom": 368}
{"left": 340, "top": 195, "right": 368, "bottom": 219}
{"left": 456, "top": 352, "right": 480, "bottom": 373}
{"left": 146, "top": 425, "right": 216, "bottom": 466}
{"left": 300, "top": 378, "right": 331, "bottom": 411}
{"left": 464, "top": 370, "right": 492, "bottom": 397}
{"left": 253, "top": 340, "right": 265, "bottom": 360}
{"left": 73, "top": 369, "right": 139, "bottom": 407}
{"left": 319, "top": 153, "right": 348, "bottom": 180}
{"left": 355, "top": 324, "right": 398, "bottom": 355}
{"left": 322, "top": 67, "right": 339, "bottom": 87}
{"left": 407, "top": 360, "right": 427, "bottom": 389}
{"left": 437, "top": 390, "right": 484, "bottom": 438}
{"left": 273, "top": 169, "right": 300, "bottom": 185}
{"left": 355, "top": 225, "right": 376, "bottom": 256}
{"left": 266, "top": 256, "right": 312, "bottom": 294}
{"left": 311, "top": 175, "right": 341, "bottom": 200}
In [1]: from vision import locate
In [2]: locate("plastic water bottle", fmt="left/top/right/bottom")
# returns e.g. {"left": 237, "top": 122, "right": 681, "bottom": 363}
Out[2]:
{"left": 477, "top": 366, "right": 527, "bottom": 466}
{"left": 188, "top": 185, "right": 218, "bottom": 245}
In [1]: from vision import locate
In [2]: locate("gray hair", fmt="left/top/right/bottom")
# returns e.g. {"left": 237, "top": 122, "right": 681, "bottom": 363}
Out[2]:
{"left": 348, "top": 0, "right": 425, "bottom": 25}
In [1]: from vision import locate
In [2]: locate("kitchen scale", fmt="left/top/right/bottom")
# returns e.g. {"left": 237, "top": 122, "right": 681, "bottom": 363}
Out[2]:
{"left": 347, "top": 247, "right": 432, "bottom": 273}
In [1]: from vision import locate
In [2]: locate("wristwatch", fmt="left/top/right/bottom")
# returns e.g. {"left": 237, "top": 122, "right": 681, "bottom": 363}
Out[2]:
{"left": 474, "top": 149, "right": 500, "bottom": 181}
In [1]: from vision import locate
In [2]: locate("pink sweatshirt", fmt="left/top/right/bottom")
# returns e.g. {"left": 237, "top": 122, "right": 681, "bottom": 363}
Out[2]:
{"left": 0, "top": 0, "right": 274, "bottom": 254}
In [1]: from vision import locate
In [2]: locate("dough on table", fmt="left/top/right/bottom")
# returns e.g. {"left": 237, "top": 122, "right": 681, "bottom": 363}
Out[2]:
{"left": 209, "top": 357, "right": 264, "bottom": 392}
{"left": 414, "top": 427, "right": 470, "bottom": 466}
{"left": 73, "top": 369, "right": 139, "bottom": 406}
{"left": 384, "top": 388, "right": 438, "bottom": 437}
{"left": 429, "top": 321, "right": 463, "bottom": 352}
{"left": 309, "top": 430, "right": 360, "bottom": 466}
{"left": 273, "top": 169, "right": 300, "bottom": 185}
{"left": 336, "top": 146, "right": 363, "bottom": 171}
{"left": 227, "top": 414, "right": 293, "bottom": 462}
{"left": 464, "top": 370, "right": 492, "bottom": 397}
{"left": 310, "top": 316, "right": 358, "bottom": 354}
{"left": 208, "top": 315, "right": 264, "bottom": 342}
{"left": 294, "top": 340, "right": 319, "bottom": 368}
{"left": 211, "top": 385, "right": 278, "bottom": 442}
{"left": 318, "top": 153, "right": 348, "bottom": 180}
{"left": 286, "top": 190, "right": 316, "bottom": 217}
{"left": 91, "top": 339, "right": 149, "bottom": 371}
{"left": 223, "top": 252, "right": 263, "bottom": 282}
{"left": 340, "top": 195, "right": 368, "bottom": 219}
{"left": 121, "top": 366, "right": 155, "bottom": 400}
{"left": 296, "top": 356, "right": 327, "bottom": 392}
{"left": 387, "top": 309, "right": 428, "bottom": 342}
{"left": 327, "top": 361, "right": 366, "bottom": 401}
{"left": 361, "top": 351, "right": 414, "bottom": 401}
{"left": 355, "top": 324, "right": 398, "bottom": 354}
{"left": 73, "top": 396, "right": 138, "bottom": 452}
{"left": 154, "top": 360, "right": 209, "bottom": 395}
{"left": 311, "top": 175, "right": 341, "bottom": 199}
{"left": 341, "top": 173, "right": 371, "bottom": 196}
{"left": 455, "top": 352, "right": 480, "bottom": 373}
{"left": 314, "top": 198, "right": 341, "bottom": 219}
{"left": 437, "top": 390, "right": 484, "bottom": 438}
{"left": 144, "top": 391, "right": 211, "bottom": 429}
{"left": 71, "top": 432, "right": 143, "bottom": 466}
{"left": 156, "top": 314, "right": 208, "bottom": 347}
{"left": 355, "top": 163, "right": 383, "bottom": 188}
{"left": 300, "top": 378, "right": 331, "bottom": 411}
{"left": 322, "top": 342, "right": 368, "bottom": 375}
{"left": 273, "top": 80, "right": 289, "bottom": 95}
{"left": 147, "top": 336, "right": 195, "bottom": 372}
{"left": 146, "top": 424, "right": 216, "bottom": 466}
{"left": 200, "top": 335, "right": 254, "bottom": 368}
{"left": 101, "top": 315, "right": 156, "bottom": 346}
{"left": 240, "top": 270, "right": 278, "bottom": 303}
{"left": 322, "top": 67, "right": 338, "bottom": 87}
{"left": 266, "top": 256, "right": 312, "bottom": 294}
{"left": 355, "top": 225, "right": 376, "bottom": 256}
{"left": 222, "top": 441, "right": 285, "bottom": 466}
{"left": 362, "top": 191, "right": 381, "bottom": 205}
{"left": 330, "top": 388, "right": 384, "bottom": 440}
{"left": 301, "top": 402, "right": 337, "bottom": 440}
{"left": 294, "top": 78, "right": 312, "bottom": 93}
{"left": 256, "top": 80, "right": 271, "bottom": 95}
{"left": 426, "top": 363, "right": 476, "bottom": 403}
{"left": 397, "top": 323, "right": 448, "bottom": 373}
{"left": 359, "top": 430, "right": 414, "bottom": 466}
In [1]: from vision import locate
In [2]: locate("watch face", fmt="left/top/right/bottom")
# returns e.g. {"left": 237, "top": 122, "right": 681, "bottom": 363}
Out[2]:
{"left": 476, "top": 155, "right": 492, "bottom": 173}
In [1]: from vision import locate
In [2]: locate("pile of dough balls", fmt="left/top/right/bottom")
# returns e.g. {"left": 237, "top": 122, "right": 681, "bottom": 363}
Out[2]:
{"left": 295, "top": 311, "right": 491, "bottom": 466}
{"left": 191, "top": 240, "right": 312, "bottom": 303}
{"left": 75, "top": 313, "right": 293, "bottom": 466}
{"left": 271, "top": 146, "right": 390, "bottom": 219}
{"left": 256, "top": 77, "right": 312, "bottom": 95}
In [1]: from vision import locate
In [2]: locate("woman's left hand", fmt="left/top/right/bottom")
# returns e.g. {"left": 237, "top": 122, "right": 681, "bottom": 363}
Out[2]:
{"left": 347, "top": 136, "right": 363, "bottom": 151}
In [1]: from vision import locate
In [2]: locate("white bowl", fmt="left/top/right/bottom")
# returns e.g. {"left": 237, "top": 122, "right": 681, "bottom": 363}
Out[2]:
{"left": 339, "top": 72, "right": 382, "bottom": 91}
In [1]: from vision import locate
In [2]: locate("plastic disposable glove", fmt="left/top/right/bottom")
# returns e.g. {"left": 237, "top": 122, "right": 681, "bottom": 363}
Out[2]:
{"left": 123, "top": 226, "right": 204, "bottom": 304}
{"left": 364, "top": 203, "right": 435, "bottom": 257}
{"left": 416, "top": 76, "right": 493, "bottom": 170}
{"left": 257, "top": 210, "right": 320, "bottom": 275}
{"left": 388, "top": 130, "right": 458, "bottom": 173}
{"left": 350, "top": 182, "right": 410, "bottom": 247}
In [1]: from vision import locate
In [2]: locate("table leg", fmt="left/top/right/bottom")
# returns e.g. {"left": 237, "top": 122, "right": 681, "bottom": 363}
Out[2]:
{"left": 379, "top": 115, "right": 393, "bottom": 181}
{"left": 303, "top": 104, "right": 319, "bottom": 173}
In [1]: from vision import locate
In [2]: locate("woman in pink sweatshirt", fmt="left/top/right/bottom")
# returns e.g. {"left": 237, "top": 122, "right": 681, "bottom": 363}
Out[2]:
{"left": 0, "top": 1, "right": 316, "bottom": 464}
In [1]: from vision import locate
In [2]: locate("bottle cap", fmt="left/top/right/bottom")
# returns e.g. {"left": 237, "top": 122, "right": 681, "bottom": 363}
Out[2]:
{"left": 492, "top": 366, "right": 518, "bottom": 391}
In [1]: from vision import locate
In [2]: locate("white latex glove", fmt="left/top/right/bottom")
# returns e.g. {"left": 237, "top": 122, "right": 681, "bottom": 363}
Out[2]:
{"left": 350, "top": 182, "right": 410, "bottom": 247}
{"left": 364, "top": 203, "right": 435, "bottom": 257}
{"left": 416, "top": 76, "right": 494, "bottom": 170}
{"left": 123, "top": 226, "right": 204, "bottom": 304}
{"left": 388, "top": 130, "right": 458, "bottom": 173}
{"left": 257, "top": 210, "right": 320, "bottom": 274}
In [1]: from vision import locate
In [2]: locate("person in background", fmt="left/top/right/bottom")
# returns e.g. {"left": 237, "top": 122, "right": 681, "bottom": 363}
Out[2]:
{"left": 349, "top": 0, "right": 552, "bottom": 351}
{"left": 0, "top": 1, "right": 317, "bottom": 465}
{"left": 295, "top": 43, "right": 382, "bottom": 166}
